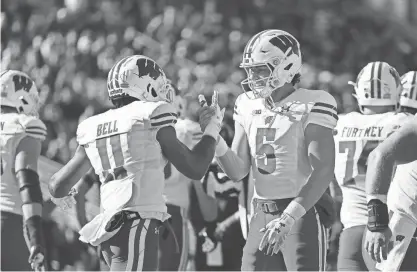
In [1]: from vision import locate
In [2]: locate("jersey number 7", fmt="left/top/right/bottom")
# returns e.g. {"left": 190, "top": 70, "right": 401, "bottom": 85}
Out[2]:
{"left": 338, "top": 140, "right": 380, "bottom": 185}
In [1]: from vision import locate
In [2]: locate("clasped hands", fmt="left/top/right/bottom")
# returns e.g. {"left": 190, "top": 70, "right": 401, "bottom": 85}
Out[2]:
{"left": 197, "top": 90, "right": 225, "bottom": 139}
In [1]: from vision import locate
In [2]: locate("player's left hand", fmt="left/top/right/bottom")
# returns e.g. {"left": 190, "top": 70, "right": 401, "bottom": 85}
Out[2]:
{"left": 51, "top": 188, "right": 78, "bottom": 211}
{"left": 365, "top": 227, "right": 392, "bottom": 263}
{"left": 259, "top": 213, "right": 295, "bottom": 255}
{"left": 197, "top": 91, "right": 225, "bottom": 134}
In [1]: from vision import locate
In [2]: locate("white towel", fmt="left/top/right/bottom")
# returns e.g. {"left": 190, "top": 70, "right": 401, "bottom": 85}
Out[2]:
{"left": 79, "top": 210, "right": 122, "bottom": 246}
{"left": 376, "top": 211, "right": 416, "bottom": 271}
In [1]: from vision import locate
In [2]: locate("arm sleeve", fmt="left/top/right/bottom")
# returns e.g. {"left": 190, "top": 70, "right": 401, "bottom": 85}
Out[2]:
{"left": 22, "top": 116, "right": 47, "bottom": 142}
{"left": 150, "top": 102, "right": 178, "bottom": 129}
{"left": 304, "top": 91, "right": 338, "bottom": 130}
{"left": 76, "top": 119, "right": 89, "bottom": 145}
{"left": 233, "top": 94, "right": 246, "bottom": 128}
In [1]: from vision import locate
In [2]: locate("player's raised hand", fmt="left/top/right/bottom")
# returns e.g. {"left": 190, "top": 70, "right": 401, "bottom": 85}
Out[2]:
{"left": 197, "top": 91, "right": 225, "bottom": 139}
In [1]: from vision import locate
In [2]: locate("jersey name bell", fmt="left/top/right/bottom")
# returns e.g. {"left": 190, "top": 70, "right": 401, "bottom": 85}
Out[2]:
{"left": 234, "top": 88, "right": 338, "bottom": 199}
{"left": 77, "top": 100, "right": 177, "bottom": 218}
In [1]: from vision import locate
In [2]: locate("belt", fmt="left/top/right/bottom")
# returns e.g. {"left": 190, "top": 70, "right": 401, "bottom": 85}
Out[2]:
{"left": 253, "top": 198, "right": 293, "bottom": 214}
{"left": 103, "top": 166, "right": 128, "bottom": 183}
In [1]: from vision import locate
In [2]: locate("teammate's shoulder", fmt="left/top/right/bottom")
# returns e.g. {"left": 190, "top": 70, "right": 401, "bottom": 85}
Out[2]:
{"left": 340, "top": 111, "right": 361, "bottom": 120}
{"left": 234, "top": 91, "right": 262, "bottom": 117}
{"left": 176, "top": 118, "right": 202, "bottom": 143}
{"left": 304, "top": 89, "right": 337, "bottom": 114}
{"left": 18, "top": 114, "right": 47, "bottom": 141}
{"left": 300, "top": 89, "right": 337, "bottom": 105}
{"left": 175, "top": 118, "right": 199, "bottom": 132}
{"left": 149, "top": 101, "right": 178, "bottom": 129}
{"left": 299, "top": 89, "right": 338, "bottom": 129}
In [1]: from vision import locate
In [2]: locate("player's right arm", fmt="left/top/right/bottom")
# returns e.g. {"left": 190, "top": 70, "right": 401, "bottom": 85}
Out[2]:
{"left": 366, "top": 116, "right": 417, "bottom": 198}
{"left": 214, "top": 95, "right": 251, "bottom": 182}
{"left": 49, "top": 145, "right": 92, "bottom": 198}
{"left": 157, "top": 127, "right": 216, "bottom": 180}
{"left": 156, "top": 100, "right": 219, "bottom": 181}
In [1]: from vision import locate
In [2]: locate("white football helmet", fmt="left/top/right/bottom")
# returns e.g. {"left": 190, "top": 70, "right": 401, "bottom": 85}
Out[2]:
{"left": 107, "top": 55, "right": 173, "bottom": 103}
{"left": 399, "top": 71, "right": 417, "bottom": 109}
{"left": 240, "top": 29, "right": 302, "bottom": 98}
{"left": 349, "top": 62, "right": 401, "bottom": 107}
{"left": 0, "top": 70, "right": 40, "bottom": 116}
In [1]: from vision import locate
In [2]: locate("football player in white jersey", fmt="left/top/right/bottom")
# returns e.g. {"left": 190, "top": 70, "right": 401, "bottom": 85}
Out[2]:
{"left": 159, "top": 85, "right": 218, "bottom": 271}
{"left": 0, "top": 70, "right": 47, "bottom": 270}
{"left": 364, "top": 115, "right": 417, "bottom": 271}
{"left": 398, "top": 71, "right": 417, "bottom": 115}
{"left": 199, "top": 29, "right": 337, "bottom": 271}
{"left": 362, "top": 71, "right": 417, "bottom": 271}
{"left": 333, "top": 61, "right": 408, "bottom": 271}
{"left": 48, "top": 55, "right": 223, "bottom": 271}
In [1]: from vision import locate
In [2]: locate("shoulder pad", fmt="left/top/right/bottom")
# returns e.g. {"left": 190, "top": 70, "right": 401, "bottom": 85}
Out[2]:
{"left": 304, "top": 90, "right": 338, "bottom": 130}
{"left": 19, "top": 115, "right": 47, "bottom": 141}
{"left": 149, "top": 101, "right": 178, "bottom": 129}
{"left": 233, "top": 92, "right": 251, "bottom": 126}
{"left": 77, "top": 111, "right": 133, "bottom": 145}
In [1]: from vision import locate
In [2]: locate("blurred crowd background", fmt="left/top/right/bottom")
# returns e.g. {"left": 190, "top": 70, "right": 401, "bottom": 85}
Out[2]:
{"left": 2, "top": 0, "right": 417, "bottom": 270}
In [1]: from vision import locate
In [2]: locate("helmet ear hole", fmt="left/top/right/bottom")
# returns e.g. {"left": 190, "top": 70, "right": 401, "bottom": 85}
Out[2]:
{"left": 284, "top": 64, "right": 293, "bottom": 71}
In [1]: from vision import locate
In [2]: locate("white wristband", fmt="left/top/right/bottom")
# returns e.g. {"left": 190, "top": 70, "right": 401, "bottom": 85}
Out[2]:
{"left": 366, "top": 194, "right": 387, "bottom": 204}
{"left": 203, "top": 123, "right": 220, "bottom": 140}
{"left": 215, "top": 137, "right": 228, "bottom": 157}
{"left": 283, "top": 201, "right": 306, "bottom": 221}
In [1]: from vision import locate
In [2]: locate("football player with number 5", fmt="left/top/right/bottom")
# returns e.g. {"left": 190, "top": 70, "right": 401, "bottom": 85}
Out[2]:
{"left": 48, "top": 55, "right": 223, "bottom": 271}
{"left": 199, "top": 29, "right": 337, "bottom": 271}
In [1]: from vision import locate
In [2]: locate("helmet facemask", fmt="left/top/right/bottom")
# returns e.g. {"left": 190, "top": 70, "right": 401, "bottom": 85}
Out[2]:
{"left": 241, "top": 57, "right": 288, "bottom": 99}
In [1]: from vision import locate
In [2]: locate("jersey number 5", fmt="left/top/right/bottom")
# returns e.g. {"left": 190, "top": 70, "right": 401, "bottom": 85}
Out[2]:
{"left": 256, "top": 128, "right": 277, "bottom": 175}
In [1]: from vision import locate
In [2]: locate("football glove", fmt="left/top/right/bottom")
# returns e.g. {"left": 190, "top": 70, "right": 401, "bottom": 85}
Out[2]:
{"left": 198, "top": 90, "right": 225, "bottom": 139}
{"left": 259, "top": 213, "right": 295, "bottom": 255}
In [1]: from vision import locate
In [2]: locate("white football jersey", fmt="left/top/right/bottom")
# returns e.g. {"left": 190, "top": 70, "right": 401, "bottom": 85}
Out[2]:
{"left": 388, "top": 161, "right": 417, "bottom": 224}
{"left": 234, "top": 88, "right": 338, "bottom": 199}
{"left": 77, "top": 100, "right": 177, "bottom": 217}
{"left": 334, "top": 111, "right": 412, "bottom": 229}
{"left": 163, "top": 118, "right": 202, "bottom": 209}
{"left": 0, "top": 113, "right": 47, "bottom": 215}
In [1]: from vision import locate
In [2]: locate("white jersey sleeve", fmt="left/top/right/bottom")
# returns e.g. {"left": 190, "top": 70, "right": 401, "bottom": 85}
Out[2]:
{"left": 175, "top": 119, "right": 202, "bottom": 149}
{"left": 303, "top": 91, "right": 338, "bottom": 130}
{"left": 233, "top": 93, "right": 247, "bottom": 128}
{"left": 20, "top": 115, "right": 47, "bottom": 141}
{"left": 149, "top": 102, "right": 178, "bottom": 130}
